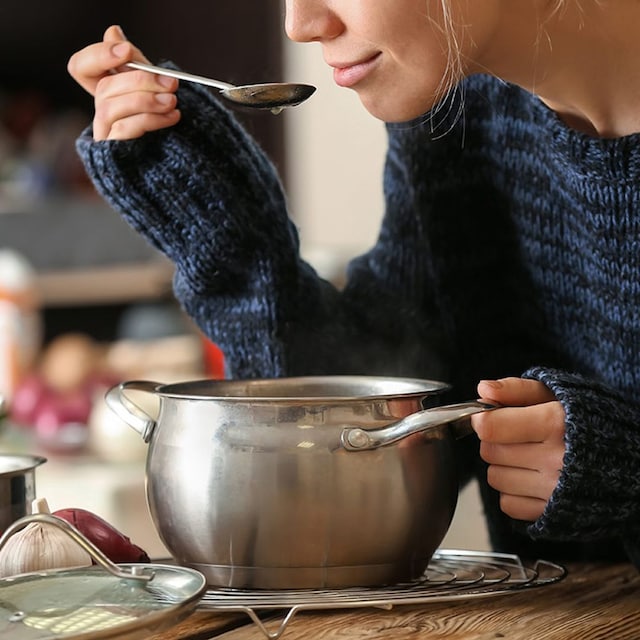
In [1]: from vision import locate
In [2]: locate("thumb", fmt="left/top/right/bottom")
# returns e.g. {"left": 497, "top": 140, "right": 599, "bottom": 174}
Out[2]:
{"left": 103, "top": 25, "right": 128, "bottom": 44}
{"left": 476, "top": 377, "right": 555, "bottom": 407}
{"left": 102, "top": 25, "right": 150, "bottom": 69}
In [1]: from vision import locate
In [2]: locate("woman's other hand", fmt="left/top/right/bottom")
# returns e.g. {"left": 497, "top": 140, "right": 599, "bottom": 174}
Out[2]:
{"left": 471, "top": 377, "right": 566, "bottom": 522}
{"left": 67, "top": 25, "right": 180, "bottom": 141}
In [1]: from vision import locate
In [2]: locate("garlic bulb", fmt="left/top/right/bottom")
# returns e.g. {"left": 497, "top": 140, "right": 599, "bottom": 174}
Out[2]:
{"left": 0, "top": 497, "right": 92, "bottom": 578}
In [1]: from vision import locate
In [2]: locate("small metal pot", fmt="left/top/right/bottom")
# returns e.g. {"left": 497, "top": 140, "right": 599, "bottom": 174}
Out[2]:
{"left": 0, "top": 454, "right": 47, "bottom": 533}
{"left": 106, "top": 376, "right": 491, "bottom": 589}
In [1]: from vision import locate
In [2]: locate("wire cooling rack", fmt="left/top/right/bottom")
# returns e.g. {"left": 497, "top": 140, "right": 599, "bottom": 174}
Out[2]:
{"left": 197, "top": 549, "right": 567, "bottom": 639}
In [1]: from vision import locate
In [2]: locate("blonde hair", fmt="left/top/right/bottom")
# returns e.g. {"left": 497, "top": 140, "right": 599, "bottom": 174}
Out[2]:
{"left": 429, "top": 0, "right": 572, "bottom": 137}
{"left": 436, "top": 0, "right": 571, "bottom": 86}
{"left": 435, "top": 1, "right": 464, "bottom": 100}
{"left": 425, "top": 1, "right": 465, "bottom": 135}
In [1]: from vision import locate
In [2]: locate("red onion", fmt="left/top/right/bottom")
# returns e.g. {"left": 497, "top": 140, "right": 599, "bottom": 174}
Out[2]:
{"left": 53, "top": 508, "right": 150, "bottom": 563}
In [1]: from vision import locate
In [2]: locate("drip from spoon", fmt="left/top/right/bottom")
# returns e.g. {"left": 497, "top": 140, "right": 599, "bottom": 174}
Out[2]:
{"left": 126, "top": 61, "right": 316, "bottom": 111}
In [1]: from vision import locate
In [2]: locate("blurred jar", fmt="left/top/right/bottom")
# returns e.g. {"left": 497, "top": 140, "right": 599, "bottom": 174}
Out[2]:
{"left": 0, "top": 249, "right": 42, "bottom": 407}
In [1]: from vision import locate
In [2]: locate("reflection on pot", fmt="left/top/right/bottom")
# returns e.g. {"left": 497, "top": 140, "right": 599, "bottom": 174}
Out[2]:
{"left": 0, "top": 454, "right": 46, "bottom": 533}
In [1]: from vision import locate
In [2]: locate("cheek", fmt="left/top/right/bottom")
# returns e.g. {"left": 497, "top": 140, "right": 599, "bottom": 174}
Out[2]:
{"left": 379, "top": 34, "right": 457, "bottom": 120}
{"left": 358, "top": 63, "right": 453, "bottom": 123}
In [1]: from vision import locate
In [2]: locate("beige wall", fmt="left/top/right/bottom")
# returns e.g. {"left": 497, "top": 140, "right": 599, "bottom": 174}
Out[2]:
{"left": 283, "top": 40, "right": 386, "bottom": 275}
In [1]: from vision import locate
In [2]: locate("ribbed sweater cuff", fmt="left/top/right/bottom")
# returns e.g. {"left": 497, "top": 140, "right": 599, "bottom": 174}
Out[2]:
{"left": 523, "top": 366, "right": 640, "bottom": 547}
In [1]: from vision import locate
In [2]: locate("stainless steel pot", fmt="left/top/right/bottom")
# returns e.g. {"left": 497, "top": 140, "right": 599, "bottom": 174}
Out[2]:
{"left": 0, "top": 454, "right": 46, "bottom": 533}
{"left": 105, "top": 376, "right": 492, "bottom": 589}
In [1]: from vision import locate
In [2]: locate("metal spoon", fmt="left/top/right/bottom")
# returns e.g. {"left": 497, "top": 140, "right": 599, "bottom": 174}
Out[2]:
{"left": 126, "top": 61, "right": 316, "bottom": 111}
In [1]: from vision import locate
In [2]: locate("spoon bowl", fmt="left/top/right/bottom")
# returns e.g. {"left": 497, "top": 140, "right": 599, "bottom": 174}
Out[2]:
{"left": 126, "top": 61, "right": 316, "bottom": 110}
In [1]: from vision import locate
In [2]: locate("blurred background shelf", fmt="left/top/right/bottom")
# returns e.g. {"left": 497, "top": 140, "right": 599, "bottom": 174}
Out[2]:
{"left": 36, "top": 261, "right": 174, "bottom": 307}
{"left": 0, "top": 197, "right": 174, "bottom": 310}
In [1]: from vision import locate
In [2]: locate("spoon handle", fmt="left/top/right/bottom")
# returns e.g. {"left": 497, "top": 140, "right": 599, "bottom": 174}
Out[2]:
{"left": 125, "top": 61, "right": 235, "bottom": 91}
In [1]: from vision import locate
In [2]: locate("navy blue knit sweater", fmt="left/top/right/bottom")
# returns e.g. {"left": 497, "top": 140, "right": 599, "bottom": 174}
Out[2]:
{"left": 76, "top": 72, "right": 640, "bottom": 566}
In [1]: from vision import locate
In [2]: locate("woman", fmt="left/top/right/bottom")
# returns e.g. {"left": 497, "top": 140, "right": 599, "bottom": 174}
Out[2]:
{"left": 67, "top": 1, "right": 640, "bottom": 565}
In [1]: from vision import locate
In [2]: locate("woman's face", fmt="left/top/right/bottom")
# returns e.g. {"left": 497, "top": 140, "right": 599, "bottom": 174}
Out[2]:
{"left": 284, "top": 0, "right": 503, "bottom": 122}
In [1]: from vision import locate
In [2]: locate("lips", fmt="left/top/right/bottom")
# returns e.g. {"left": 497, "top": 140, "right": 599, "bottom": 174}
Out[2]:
{"left": 331, "top": 53, "right": 381, "bottom": 88}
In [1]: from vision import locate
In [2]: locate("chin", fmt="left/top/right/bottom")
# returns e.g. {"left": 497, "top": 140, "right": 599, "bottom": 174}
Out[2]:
{"left": 358, "top": 92, "right": 436, "bottom": 124}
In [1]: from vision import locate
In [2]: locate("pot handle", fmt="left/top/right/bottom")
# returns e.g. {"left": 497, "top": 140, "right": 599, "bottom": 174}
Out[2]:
{"left": 340, "top": 400, "right": 497, "bottom": 451}
{"left": 104, "top": 380, "right": 162, "bottom": 443}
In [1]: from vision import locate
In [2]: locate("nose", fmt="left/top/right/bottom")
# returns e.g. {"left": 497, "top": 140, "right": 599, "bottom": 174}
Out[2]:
{"left": 284, "top": 0, "right": 342, "bottom": 43}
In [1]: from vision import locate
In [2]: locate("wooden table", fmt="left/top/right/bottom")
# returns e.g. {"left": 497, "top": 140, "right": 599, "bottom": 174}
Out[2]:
{"left": 149, "top": 562, "right": 640, "bottom": 640}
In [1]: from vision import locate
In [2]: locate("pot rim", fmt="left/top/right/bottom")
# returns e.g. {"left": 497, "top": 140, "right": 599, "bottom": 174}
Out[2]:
{"left": 147, "top": 375, "right": 451, "bottom": 402}
{"left": 0, "top": 453, "right": 47, "bottom": 477}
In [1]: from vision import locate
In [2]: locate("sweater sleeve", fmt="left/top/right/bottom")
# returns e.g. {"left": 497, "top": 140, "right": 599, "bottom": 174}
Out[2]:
{"left": 523, "top": 366, "right": 640, "bottom": 561}
{"left": 75, "top": 74, "right": 445, "bottom": 380}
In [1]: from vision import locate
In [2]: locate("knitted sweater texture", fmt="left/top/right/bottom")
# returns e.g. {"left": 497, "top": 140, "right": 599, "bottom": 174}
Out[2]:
{"left": 76, "top": 73, "right": 640, "bottom": 565}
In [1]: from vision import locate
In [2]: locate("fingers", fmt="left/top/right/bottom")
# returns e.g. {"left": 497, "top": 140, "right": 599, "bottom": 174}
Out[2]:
{"left": 67, "top": 24, "right": 182, "bottom": 141}
{"left": 480, "top": 440, "right": 564, "bottom": 473}
{"left": 94, "top": 102, "right": 181, "bottom": 141}
{"left": 480, "top": 438, "right": 563, "bottom": 513}
{"left": 484, "top": 444, "right": 561, "bottom": 522}
{"left": 93, "top": 70, "right": 180, "bottom": 140}
{"left": 471, "top": 400, "right": 565, "bottom": 443}
{"left": 497, "top": 493, "right": 547, "bottom": 522}
{"left": 482, "top": 440, "right": 563, "bottom": 512}
{"left": 487, "top": 464, "right": 559, "bottom": 503}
